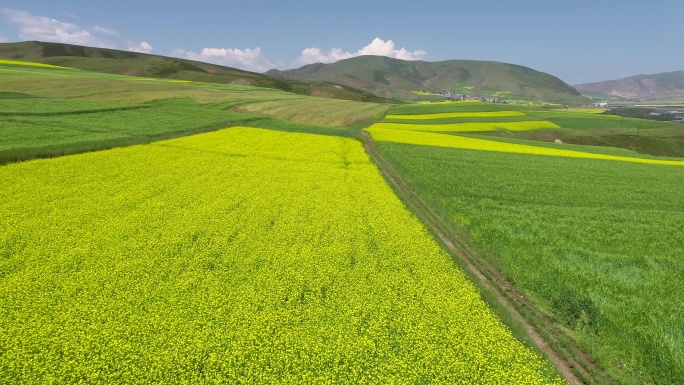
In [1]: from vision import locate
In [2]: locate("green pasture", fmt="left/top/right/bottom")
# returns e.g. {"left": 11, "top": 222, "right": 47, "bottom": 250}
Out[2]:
{"left": 371, "top": 100, "right": 684, "bottom": 384}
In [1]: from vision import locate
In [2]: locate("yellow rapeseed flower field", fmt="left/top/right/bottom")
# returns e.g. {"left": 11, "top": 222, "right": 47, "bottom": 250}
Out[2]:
{"left": 385, "top": 111, "right": 526, "bottom": 120}
{"left": 369, "top": 120, "right": 560, "bottom": 133}
{"left": 0, "top": 127, "right": 564, "bottom": 383}
{"left": 367, "top": 126, "right": 684, "bottom": 166}
{"left": 0, "top": 59, "right": 75, "bottom": 69}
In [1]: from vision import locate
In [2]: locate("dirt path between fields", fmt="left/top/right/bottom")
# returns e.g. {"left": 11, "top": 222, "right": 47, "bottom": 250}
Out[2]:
{"left": 361, "top": 131, "right": 607, "bottom": 385}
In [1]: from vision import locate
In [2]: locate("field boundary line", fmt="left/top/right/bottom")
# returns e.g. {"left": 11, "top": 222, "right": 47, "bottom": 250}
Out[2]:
{"left": 0, "top": 105, "right": 151, "bottom": 117}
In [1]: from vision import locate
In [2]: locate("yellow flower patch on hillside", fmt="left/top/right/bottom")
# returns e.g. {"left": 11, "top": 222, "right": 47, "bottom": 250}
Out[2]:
{"left": 367, "top": 126, "right": 684, "bottom": 166}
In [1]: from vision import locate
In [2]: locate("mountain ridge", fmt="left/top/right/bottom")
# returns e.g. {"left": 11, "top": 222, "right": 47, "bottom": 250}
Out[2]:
{"left": 0, "top": 41, "right": 590, "bottom": 105}
{"left": 267, "top": 55, "right": 589, "bottom": 105}
{"left": 575, "top": 71, "right": 684, "bottom": 100}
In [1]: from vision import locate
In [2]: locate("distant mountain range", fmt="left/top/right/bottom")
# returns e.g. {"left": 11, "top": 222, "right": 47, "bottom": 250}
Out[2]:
{"left": 0, "top": 41, "right": 590, "bottom": 105}
{"left": 267, "top": 56, "right": 589, "bottom": 105}
{"left": 575, "top": 71, "right": 684, "bottom": 100}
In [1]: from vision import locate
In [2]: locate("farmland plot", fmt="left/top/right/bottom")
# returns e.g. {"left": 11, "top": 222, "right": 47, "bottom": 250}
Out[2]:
{"left": 0, "top": 127, "right": 563, "bottom": 384}
{"left": 367, "top": 101, "right": 684, "bottom": 384}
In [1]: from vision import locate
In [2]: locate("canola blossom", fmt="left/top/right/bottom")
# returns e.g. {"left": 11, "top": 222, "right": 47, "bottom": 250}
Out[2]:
{"left": 126, "top": 77, "right": 197, "bottom": 84}
{"left": 367, "top": 126, "right": 684, "bottom": 166}
{"left": 385, "top": 111, "right": 526, "bottom": 120}
{"left": 369, "top": 120, "right": 559, "bottom": 133}
{"left": 0, "top": 59, "right": 74, "bottom": 69}
{"left": 0, "top": 127, "right": 564, "bottom": 383}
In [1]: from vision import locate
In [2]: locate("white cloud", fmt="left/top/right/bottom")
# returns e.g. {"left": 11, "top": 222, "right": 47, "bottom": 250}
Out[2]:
{"left": 296, "top": 37, "right": 426, "bottom": 65}
{"left": 92, "top": 25, "right": 119, "bottom": 36}
{"left": 298, "top": 47, "right": 354, "bottom": 65}
{"left": 0, "top": 35, "right": 7, "bottom": 43}
{"left": 129, "top": 41, "right": 152, "bottom": 54}
{"left": 2, "top": 8, "right": 113, "bottom": 47}
{"left": 172, "top": 47, "right": 275, "bottom": 72}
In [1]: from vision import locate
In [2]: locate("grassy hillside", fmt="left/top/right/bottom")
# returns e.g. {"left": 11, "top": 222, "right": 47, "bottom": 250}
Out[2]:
{"left": 575, "top": 70, "right": 684, "bottom": 100}
{"left": 0, "top": 41, "right": 392, "bottom": 103}
{"left": 267, "top": 55, "right": 590, "bottom": 105}
{"left": 0, "top": 59, "right": 391, "bottom": 163}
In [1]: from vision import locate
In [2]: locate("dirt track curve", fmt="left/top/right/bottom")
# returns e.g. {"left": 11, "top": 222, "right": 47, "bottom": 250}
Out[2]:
{"left": 361, "top": 131, "right": 608, "bottom": 385}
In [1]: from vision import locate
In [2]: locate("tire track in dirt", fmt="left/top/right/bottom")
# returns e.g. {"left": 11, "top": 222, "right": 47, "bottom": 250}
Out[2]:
{"left": 361, "top": 130, "right": 608, "bottom": 385}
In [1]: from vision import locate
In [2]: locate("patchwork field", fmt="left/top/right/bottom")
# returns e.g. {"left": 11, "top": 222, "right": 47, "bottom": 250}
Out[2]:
{"left": 367, "top": 126, "right": 684, "bottom": 166}
{"left": 3, "top": 57, "right": 684, "bottom": 385}
{"left": 384, "top": 111, "right": 526, "bottom": 120}
{"left": 379, "top": 101, "right": 684, "bottom": 157}
{"left": 0, "top": 62, "right": 384, "bottom": 163}
{"left": 0, "top": 127, "right": 563, "bottom": 384}
{"left": 367, "top": 101, "right": 684, "bottom": 384}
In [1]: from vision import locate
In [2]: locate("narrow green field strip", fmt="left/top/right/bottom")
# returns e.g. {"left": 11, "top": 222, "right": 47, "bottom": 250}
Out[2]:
{"left": 391, "top": 101, "right": 520, "bottom": 115}
{"left": 0, "top": 127, "right": 563, "bottom": 384}
{"left": 382, "top": 115, "right": 536, "bottom": 125}
{"left": 526, "top": 110, "right": 676, "bottom": 130}
{"left": 369, "top": 120, "right": 560, "bottom": 133}
{"left": 367, "top": 126, "right": 684, "bottom": 166}
{"left": 0, "top": 106, "right": 149, "bottom": 117}
{"left": 563, "top": 109, "right": 607, "bottom": 114}
{"left": 0, "top": 97, "right": 148, "bottom": 116}
{"left": 385, "top": 111, "right": 526, "bottom": 120}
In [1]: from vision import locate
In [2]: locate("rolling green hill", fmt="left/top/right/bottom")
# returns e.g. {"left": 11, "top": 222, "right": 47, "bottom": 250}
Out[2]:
{"left": 575, "top": 71, "right": 684, "bottom": 100}
{"left": 0, "top": 41, "right": 391, "bottom": 103}
{"left": 266, "top": 55, "right": 590, "bottom": 105}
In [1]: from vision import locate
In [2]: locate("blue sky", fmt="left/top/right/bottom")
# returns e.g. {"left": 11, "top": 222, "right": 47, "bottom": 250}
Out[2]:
{"left": 1, "top": 0, "right": 682, "bottom": 84}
